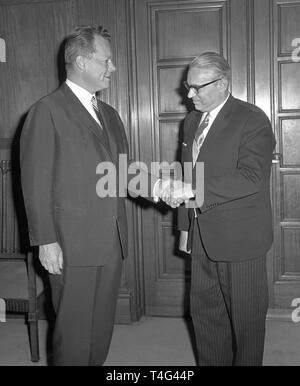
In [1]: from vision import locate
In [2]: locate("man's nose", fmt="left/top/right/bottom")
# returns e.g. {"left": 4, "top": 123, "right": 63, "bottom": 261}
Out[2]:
{"left": 187, "top": 88, "right": 196, "bottom": 99}
{"left": 109, "top": 60, "right": 116, "bottom": 73}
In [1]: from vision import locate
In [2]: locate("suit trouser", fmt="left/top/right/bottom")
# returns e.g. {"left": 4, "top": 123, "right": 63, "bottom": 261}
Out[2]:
{"left": 48, "top": 244, "right": 123, "bottom": 366}
{"left": 190, "top": 220, "right": 269, "bottom": 366}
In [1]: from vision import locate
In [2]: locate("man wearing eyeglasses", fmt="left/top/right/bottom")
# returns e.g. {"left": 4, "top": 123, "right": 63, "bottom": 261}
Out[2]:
{"left": 178, "top": 52, "right": 276, "bottom": 366}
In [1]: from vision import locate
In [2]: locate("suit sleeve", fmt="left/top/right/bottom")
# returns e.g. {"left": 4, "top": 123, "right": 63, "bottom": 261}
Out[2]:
{"left": 177, "top": 114, "right": 193, "bottom": 231}
{"left": 20, "top": 101, "right": 58, "bottom": 246}
{"left": 200, "top": 112, "right": 276, "bottom": 212}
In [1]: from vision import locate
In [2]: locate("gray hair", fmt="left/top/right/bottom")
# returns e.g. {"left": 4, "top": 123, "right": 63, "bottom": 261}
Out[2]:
{"left": 64, "top": 25, "right": 110, "bottom": 65}
{"left": 189, "top": 52, "right": 231, "bottom": 81}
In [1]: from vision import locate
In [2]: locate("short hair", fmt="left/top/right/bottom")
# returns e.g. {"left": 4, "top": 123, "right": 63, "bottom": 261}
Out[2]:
{"left": 189, "top": 52, "right": 231, "bottom": 81}
{"left": 64, "top": 25, "right": 111, "bottom": 65}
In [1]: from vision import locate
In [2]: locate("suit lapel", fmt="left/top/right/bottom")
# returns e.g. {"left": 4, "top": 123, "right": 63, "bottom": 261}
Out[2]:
{"left": 182, "top": 111, "right": 202, "bottom": 183}
{"left": 97, "top": 101, "right": 119, "bottom": 163}
{"left": 60, "top": 83, "right": 114, "bottom": 158}
{"left": 195, "top": 95, "right": 236, "bottom": 160}
{"left": 185, "top": 111, "right": 203, "bottom": 153}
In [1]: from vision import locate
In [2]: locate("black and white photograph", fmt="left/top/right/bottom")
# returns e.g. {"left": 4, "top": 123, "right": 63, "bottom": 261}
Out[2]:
{"left": 0, "top": 0, "right": 300, "bottom": 369}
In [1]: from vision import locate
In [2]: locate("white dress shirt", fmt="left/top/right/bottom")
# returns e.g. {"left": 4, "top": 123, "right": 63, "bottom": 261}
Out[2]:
{"left": 65, "top": 79, "right": 100, "bottom": 125}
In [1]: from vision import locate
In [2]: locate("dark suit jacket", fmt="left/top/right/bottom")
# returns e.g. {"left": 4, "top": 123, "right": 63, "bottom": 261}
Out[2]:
{"left": 20, "top": 83, "right": 153, "bottom": 267}
{"left": 178, "top": 95, "right": 276, "bottom": 262}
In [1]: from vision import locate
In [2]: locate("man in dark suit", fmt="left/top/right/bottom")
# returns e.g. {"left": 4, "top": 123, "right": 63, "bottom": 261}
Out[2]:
{"left": 177, "top": 52, "right": 276, "bottom": 366}
{"left": 20, "top": 25, "right": 181, "bottom": 366}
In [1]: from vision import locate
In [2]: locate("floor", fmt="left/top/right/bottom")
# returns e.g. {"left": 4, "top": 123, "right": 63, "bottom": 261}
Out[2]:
{"left": 0, "top": 316, "right": 300, "bottom": 366}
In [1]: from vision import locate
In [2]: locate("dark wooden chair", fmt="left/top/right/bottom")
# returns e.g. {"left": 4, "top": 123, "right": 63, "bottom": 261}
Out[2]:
{"left": 0, "top": 249, "right": 43, "bottom": 362}
{"left": 0, "top": 159, "right": 44, "bottom": 362}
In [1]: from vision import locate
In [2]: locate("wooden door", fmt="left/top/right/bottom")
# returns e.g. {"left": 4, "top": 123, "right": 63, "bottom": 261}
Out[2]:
{"left": 269, "top": 0, "right": 300, "bottom": 318}
{"left": 132, "top": 0, "right": 300, "bottom": 318}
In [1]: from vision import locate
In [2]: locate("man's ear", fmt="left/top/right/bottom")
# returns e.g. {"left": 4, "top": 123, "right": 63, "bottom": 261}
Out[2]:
{"left": 75, "top": 55, "right": 86, "bottom": 72}
{"left": 219, "top": 78, "right": 229, "bottom": 91}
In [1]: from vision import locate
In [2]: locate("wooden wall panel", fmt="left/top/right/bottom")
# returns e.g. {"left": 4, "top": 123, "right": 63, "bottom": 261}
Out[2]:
{"left": 159, "top": 121, "right": 181, "bottom": 164}
{"left": 278, "top": 2, "right": 300, "bottom": 55}
{"left": 158, "top": 67, "right": 187, "bottom": 114}
{"left": 281, "top": 119, "right": 300, "bottom": 166}
{"left": 0, "top": 3, "right": 54, "bottom": 136}
{"left": 283, "top": 228, "right": 300, "bottom": 274}
{"left": 253, "top": 0, "right": 271, "bottom": 119}
{"left": 230, "top": 0, "right": 248, "bottom": 101}
{"left": 274, "top": 282, "right": 300, "bottom": 308}
{"left": 282, "top": 174, "right": 300, "bottom": 220}
{"left": 280, "top": 62, "right": 300, "bottom": 111}
{"left": 156, "top": 5, "right": 224, "bottom": 60}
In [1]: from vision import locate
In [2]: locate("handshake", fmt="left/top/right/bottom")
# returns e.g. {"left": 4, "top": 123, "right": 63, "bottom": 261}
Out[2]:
{"left": 155, "top": 179, "right": 194, "bottom": 208}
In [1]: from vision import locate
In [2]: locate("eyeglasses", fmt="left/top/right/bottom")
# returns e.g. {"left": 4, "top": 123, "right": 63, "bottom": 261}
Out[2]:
{"left": 183, "top": 78, "right": 222, "bottom": 93}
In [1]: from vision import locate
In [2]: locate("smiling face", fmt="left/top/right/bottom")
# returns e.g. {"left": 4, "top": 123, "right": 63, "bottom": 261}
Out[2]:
{"left": 82, "top": 35, "right": 116, "bottom": 93}
{"left": 186, "top": 67, "right": 228, "bottom": 112}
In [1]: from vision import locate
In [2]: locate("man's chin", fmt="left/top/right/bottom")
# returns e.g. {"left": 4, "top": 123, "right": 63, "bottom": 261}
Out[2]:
{"left": 96, "top": 80, "right": 110, "bottom": 92}
{"left": 193, "top": 103, "right": 203, "bottom": 111}
{"left": 102, "top": 77, "right": 111, "bottom": 88}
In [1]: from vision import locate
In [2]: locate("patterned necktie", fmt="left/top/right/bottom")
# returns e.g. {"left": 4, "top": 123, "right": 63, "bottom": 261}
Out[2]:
{"left": 91, "top": 95, "right": 104, "bottom": 130}
{"left": 195, "top": 113, "right": 210, "bottom": 148}
{"left": 192, "top": 113, "right": 210, "bottom": 167}
{"left": 91, "top": 95, "right": 111, "bottom": 147}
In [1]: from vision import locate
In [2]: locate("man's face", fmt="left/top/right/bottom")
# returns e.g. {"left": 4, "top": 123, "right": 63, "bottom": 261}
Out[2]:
{"left": 186, "top": 67, "right": 225, "bottom": 112}
{"left": 84, "top": 35, "right": 116, "bottom": 93}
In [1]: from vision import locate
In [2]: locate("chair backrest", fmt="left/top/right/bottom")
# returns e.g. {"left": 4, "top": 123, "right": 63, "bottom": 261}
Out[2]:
{"left": 0, "top": 158, "right": 41, "bottom": 362}
{"left": 0, "top": 158, "right": 30, "bottom": 303}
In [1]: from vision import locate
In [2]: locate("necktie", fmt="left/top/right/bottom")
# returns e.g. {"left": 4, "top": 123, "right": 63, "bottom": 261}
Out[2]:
{"left": 91, "top": 95, "right": 110, "bottom": 147}
{"left": 192, "top": 113, "right": 210, "bottom": 166}
{"left": 195, "top": 113, "right": 210, "bottom": 148}
{"left": 91, "top": 95, "right": 103, "bottom": 129}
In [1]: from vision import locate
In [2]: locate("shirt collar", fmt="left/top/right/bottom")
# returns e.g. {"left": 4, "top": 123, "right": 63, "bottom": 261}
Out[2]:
{"left": 65, "top": 79, "right": 96, "bottom": 103}
{"left": 206, "top": 93, "right": 230, "bottom": 120}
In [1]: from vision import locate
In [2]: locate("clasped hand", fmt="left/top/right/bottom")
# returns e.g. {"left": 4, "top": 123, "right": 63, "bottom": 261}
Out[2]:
{"left": 159, "top": 179, "right": 194, "bottom": 208}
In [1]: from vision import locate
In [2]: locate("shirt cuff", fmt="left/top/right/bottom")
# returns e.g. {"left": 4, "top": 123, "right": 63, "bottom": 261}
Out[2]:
{"left": 153, "top": 178, "right": 161, "bottom": 202}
